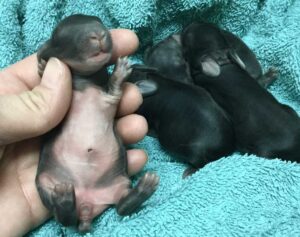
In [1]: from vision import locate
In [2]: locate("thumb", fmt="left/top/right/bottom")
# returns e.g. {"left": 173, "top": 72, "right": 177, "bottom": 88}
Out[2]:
{"left": 0, "top": 58, "right": 72, "bottom": 145}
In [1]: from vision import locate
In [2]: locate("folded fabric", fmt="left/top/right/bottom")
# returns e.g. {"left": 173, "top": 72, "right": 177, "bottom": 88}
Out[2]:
{"left": 0, "top": 0, "right": 299, "bottom": 236}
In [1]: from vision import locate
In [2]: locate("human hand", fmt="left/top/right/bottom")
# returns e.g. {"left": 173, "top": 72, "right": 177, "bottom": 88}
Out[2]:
{"left": 0, "top": 29, "right": 148, "bottom": 237}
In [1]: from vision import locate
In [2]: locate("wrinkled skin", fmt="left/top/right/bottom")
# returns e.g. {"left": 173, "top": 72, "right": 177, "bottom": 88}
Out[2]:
{"left": 144, "top": 23, "right": 276, "bottom": 88}
{"left": 182, "top": 22, "right": 300, "bottom": 162}
{"left": 128, "top": 66, "right": 235, "bottom": 177}
{"left": 35, "top": 14, "right": 159, "bottom": 232}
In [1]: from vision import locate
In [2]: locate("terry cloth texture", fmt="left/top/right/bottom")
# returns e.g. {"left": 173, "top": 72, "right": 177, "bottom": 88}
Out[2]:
{"left": 0, "top": 0, "right": 299, "bottom": 236}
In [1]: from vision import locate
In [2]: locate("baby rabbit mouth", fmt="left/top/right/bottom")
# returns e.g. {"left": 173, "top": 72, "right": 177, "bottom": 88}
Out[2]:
{"left": 88, "top": 50, "right": 111, "bottom": 63}
{"left": 89, "top": 42, "right": 111, "bottom": 57}
{"left": 87, "top": 35, "right": 112, "bottom": 62}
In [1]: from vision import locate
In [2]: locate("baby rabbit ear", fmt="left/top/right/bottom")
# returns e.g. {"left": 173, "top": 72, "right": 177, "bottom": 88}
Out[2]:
{"left": 134, "top": 79, "right": 158, "bottom": 97}
{"left": 37, "top": 40, "right": 53, "bottom": 62}
{"left": 228, "top": 49, "right": 246, "bottom": 70}
{"left": 201, "top": 57, "right": 221, "bottom": 77}
{"left": 131, "top": 64, "right": 159, "bottom": 73}
{"left": 37, "top": 40, "right": 53, "bottom": 77}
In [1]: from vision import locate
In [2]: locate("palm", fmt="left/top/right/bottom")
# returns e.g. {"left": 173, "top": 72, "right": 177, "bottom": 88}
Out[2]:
{"left": 0, "top": 140, "right": 49, "bottom": 236}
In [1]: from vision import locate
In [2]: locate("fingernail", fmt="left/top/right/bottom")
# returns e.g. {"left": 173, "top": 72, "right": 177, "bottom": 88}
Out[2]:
{"left": 44, "top": 57, "right": 63, "bottom": 76}
{"left": 41, "top": 57, "right": 67, "bottom": 88}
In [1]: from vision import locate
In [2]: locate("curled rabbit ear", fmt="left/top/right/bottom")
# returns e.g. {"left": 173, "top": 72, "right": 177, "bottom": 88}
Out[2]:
{"left": 37, "top": 40, "right": 54, "bottom": 77}
{"left": 228, "top": 49, "right": 246, "bottom": 70}
{"left": 134, "top": 79, "right": 158, "bottom": 97}
{"left": 171, "top": 34, "right": 182, "bottom": 45}
{"left": 131, "top": 64, "right": 159, "bottom": 73}
{"left": 37, "top": 40, "right": 54, "bottom": 62}
{"left": 128, "top": 64, "right": 159, "bottom": 97}
{"left": 201, "top": 57, "right": 221, "bottom": 77}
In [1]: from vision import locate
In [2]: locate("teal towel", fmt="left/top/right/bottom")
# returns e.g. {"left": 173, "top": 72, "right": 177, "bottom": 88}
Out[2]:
{"left": 0, "top": 0, "right": 299, "bottom": 236}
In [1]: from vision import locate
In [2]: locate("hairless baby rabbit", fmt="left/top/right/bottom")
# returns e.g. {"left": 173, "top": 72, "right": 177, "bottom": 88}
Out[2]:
{"left": 35, "top": 14, "right": 159, "bottom": 232}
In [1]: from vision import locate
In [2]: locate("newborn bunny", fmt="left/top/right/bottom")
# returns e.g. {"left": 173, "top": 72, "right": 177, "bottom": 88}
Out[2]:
{"left": 35, "top": 14, "right": 159, "bottom": 232}
{"left": 128, "top": 65, "right": 235, "bottom": 177}
{"left": 144, "top": 25, "right": 276, "bottom": 88}
{"left": 182, "top": 22, "right": 300, "bottom": 162}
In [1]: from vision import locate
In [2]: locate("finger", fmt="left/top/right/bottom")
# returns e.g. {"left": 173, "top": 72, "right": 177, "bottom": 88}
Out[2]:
{"left": 3, "top": 29, "right": 139, "bottom": 90}
{"left": 126, "top": 149, "right": 148, "bottom": 176}
{"left": 109, "top": 29, "right": 139, "bottom": 63}
{"left": 0, "top": 54, "right": 40, "bottom": 94}
{"left": 0, "top": 70, "right": 29, "bottom": 95}
{"left": 117, "top": 83, "right": 143, "bottom": 117}
{"left": 116, "top": 114, "right": 148, "bottom": 145}
{"left": 0, "top": 58, "right": 72, "bottom": 145}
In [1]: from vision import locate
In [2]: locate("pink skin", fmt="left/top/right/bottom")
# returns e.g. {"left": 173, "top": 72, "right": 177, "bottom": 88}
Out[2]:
{"left": 36, "top": 16, "right": 159, "bottom": 232}
{"left": 54, "top": 86, "right": 130, "bottom": 216}
{"left": 38, "top": 58, "right": 133, "bottom": 230}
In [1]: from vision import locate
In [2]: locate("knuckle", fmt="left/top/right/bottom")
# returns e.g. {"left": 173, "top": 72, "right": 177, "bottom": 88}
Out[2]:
{"left": 20, "top": 91, "right": 53, "bottom": 134}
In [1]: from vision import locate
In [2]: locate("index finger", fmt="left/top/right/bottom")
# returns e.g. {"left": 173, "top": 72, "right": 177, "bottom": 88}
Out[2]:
{"left": 3, "top": 29, "right": 139, "bottom": 90}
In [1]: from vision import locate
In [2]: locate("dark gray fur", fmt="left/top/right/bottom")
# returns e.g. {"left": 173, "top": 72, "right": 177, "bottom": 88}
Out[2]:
{"left": 128, "top": 65, "right": 235, "bottom": 177}
{"left": 144, "top": 24, "right": 276, "bottom": 88}
{"left": 182, "top": 22, "right": 300, "bottom": 162}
